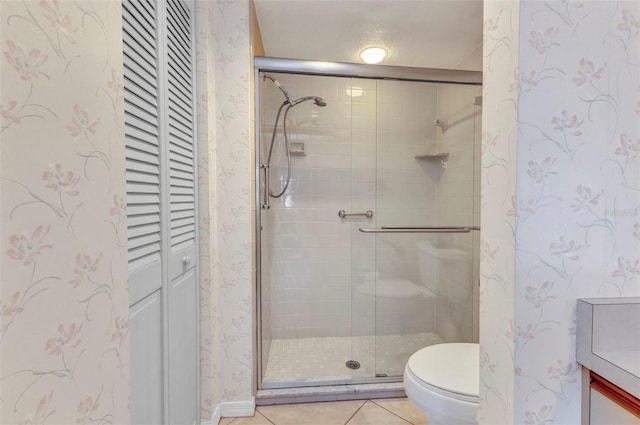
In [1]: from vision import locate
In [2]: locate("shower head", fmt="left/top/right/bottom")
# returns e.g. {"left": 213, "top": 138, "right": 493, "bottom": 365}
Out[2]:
{"left": 290, "top": 96, "right": 327, "bottom": 108}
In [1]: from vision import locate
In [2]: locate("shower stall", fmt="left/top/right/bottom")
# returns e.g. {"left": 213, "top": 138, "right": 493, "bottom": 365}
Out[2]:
{"left": 255, "top": 58, "right": 482, "bottom": 391}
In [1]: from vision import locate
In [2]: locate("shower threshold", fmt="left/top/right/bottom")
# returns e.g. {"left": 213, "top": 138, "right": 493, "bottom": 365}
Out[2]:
{"left": 256, "top": 382, "right": 407, "bottom": 406}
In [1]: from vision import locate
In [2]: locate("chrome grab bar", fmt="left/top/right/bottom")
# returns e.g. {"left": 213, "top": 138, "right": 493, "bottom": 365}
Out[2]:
{"left": 338, "top": 210, "right": 374, "bottom": 219}
{"left": 359, "top": 225, "right": 480, "bottom": 233}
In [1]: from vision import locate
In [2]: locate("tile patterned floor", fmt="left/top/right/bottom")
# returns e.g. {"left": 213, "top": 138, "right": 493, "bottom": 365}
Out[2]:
{"left": 218, "top": 398, "right": 426, "bottom": 425}
{"left": 264, "top": 333, "right": 442, "bottom": 384}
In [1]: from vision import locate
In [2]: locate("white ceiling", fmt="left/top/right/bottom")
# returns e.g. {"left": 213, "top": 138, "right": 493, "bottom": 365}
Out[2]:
{"left": 254, "top": 0, "right": 484, "bottom": 71}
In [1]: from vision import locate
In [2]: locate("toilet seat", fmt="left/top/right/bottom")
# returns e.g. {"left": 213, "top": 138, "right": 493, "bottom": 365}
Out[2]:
{"left": 406, "top": 343, "right": 479, "bottom": 402}
{"left": 403, "top": 343, "right": 479, "bottom": 425}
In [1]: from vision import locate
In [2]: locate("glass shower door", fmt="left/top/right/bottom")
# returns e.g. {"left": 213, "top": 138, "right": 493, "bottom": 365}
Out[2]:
{"left": 259, "top": 72, "right": 362, "bottom": 387}
{"left": 367, "top": 79, "right": 481, "bottom": 378}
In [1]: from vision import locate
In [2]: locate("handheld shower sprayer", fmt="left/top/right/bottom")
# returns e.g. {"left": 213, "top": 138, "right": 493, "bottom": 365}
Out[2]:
{"left": 260, "top": 73, "right": 327, "bottom": 209}
{"left": 290, "top": 96, "right": 327, "bottom": 107}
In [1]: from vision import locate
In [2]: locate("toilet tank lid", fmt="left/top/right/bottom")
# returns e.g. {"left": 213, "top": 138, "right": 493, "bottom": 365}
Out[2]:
{"left": 416, "top": 241, "right": 468, "bottom": 259}
{"left": 407, "top": 343, "right": 479, "bottom": 398}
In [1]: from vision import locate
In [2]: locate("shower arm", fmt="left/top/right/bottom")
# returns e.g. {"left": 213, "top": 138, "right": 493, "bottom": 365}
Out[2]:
{"left": 263, "top": 74, "right": 294, "bottom": 105}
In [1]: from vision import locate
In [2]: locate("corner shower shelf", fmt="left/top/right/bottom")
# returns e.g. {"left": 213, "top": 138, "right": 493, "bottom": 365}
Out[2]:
{"left": 414, "top": 152, "right": 449, "bottom": 168}
{"left": 414, "top": 153, "right": 448, "bottom": 160}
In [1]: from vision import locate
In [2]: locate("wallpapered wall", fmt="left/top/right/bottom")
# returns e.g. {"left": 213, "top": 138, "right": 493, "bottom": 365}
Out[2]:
{"left": 195, "top": 0, "right": 254, "bottom": 421}
{"left": 210, "top": 0, "right": 254, "bottom": 408}
{"left": 195, "top": 0, "right": 219, "bottom": 419}
{"left": 481, "top": 0, "right": 640, "bottom": 423}
{"left": 479, "top": 1, "right": 518, "bottom": 423}
{"left": 198, "top": 0, "right": 640, "bottom": 422}
{"left": 3, "top": 1, "right": 637, "bottom": 424}
{"left": 0, "top": 1, "right": 130, "bottom": 424}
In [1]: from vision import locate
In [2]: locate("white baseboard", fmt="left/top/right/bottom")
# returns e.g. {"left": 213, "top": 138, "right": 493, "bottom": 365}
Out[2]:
{"left": 220, "top": 398, "right": 256, "bottom": 417}
{"left": 200, "top": 404, "right": 222, "bottom": 425}
{"left": 201, "top": 398, "right": 255, "bottom": 424}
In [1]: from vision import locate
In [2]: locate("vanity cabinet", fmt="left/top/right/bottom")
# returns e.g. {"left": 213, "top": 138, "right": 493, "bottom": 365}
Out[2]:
{"left": 576, "top": 298, "right": 640, "bottom": 425}
{"left": 589, "top": 372, "right": 640, "bottom": 425}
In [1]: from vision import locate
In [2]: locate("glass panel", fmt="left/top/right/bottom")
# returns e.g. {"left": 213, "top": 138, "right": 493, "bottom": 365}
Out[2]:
{"left": 260, "top": 72, "right": 357, "bottom": 387}
{"left": 372, "top": 80, "right": 481, "bottom": 377}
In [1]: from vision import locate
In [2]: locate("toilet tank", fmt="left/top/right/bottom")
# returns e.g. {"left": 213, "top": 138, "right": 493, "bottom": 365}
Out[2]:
{"left": 416, "top": 241, "right": 439, "bottom": 293}
{"left": 416, "top": 240, "right": 468, "bottom": 293}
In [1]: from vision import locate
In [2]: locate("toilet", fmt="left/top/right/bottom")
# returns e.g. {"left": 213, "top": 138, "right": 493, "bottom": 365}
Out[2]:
{"left": 402, "top": 240, "right": 478, "bottom": 423}
{"left": 403, "top": 342, "right": 479, "bottom": 425}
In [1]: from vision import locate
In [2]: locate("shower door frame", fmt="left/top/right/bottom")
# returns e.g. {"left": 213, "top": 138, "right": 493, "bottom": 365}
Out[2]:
{"left": 254, "top": 57, "right": 482, "bottom": 390}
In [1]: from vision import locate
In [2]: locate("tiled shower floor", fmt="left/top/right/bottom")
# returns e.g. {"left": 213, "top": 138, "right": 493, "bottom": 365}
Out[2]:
{"left": 263, "top": 333, "right": 443, "bottom": 385}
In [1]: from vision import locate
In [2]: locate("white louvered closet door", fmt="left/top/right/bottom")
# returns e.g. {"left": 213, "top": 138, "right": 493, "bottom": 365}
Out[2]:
{"left": 123, "top": 0, "right": 198, "bottom": 424}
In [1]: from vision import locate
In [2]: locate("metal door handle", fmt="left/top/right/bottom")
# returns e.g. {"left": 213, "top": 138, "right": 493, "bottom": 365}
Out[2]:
{"left": 359, "top": 225, "right": 480, "bottom": 233}
{"left": 338, "top": 210, "right": 374, "bottom": 219}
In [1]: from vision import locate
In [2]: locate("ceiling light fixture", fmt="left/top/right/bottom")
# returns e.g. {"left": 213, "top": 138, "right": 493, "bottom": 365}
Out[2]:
{"left": 359, "top": 47, "right": 387, "bottom": 64}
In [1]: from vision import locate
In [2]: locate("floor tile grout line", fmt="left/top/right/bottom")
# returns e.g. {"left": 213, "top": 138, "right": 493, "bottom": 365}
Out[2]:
{"left": 342, "top": 399, "right": 368, "bottom": 425}
{"left": 369, "top": 399, "right": 414, "bottom": 424}
{"left": 255, "top": 407, "right": 278, "bottom": 425}
{"left": 259, "top": 409, "right": 278, "bottom": 425}
{"left": 225, "top": 398, "right": 416, "bottom": 425}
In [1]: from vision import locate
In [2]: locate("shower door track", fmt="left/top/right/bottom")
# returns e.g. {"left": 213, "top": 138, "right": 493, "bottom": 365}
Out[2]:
{"left": 254, "top": 57, "right": 482, "bottom": 393}
{"left": 255, "top": 57, "right": 482, "bottom": 85}
{"left": 261, "top": 374, "right": 401, "bottom": 391}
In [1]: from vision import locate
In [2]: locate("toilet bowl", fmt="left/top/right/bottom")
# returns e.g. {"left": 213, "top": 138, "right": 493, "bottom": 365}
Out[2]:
{"left": 403, "top": 343, "right": 479, "bottom": 425}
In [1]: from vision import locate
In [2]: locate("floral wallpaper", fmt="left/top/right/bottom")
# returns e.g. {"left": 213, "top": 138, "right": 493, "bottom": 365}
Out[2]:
{"left": 5, "top": 1, "right": 632, "bottom": 424}
{"left": 195, "top": 0, "right": 219, "bottom": 420}
{"left": 210, "top": 0, "right": 254, "bottom": 408}
{"left": 1, "top": 1, "right": 129, "bottom": 424}
{"left": 479, "top": 1, "right": 519, "bottom": 423}
{"left": 481, "top": 0, "right": 640, "bottom": 423}
{"left": 195, "top": 0, "right": 254, "bottom": 421}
